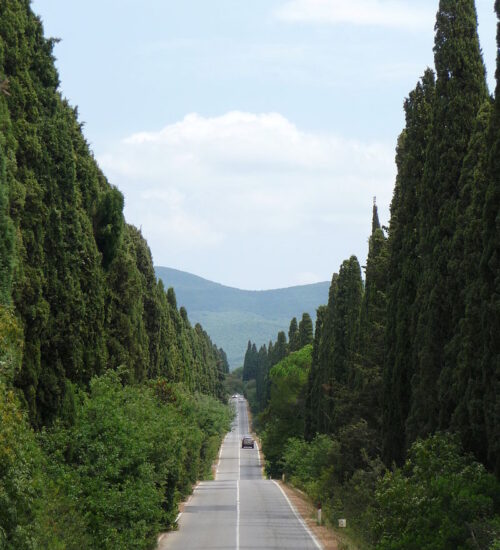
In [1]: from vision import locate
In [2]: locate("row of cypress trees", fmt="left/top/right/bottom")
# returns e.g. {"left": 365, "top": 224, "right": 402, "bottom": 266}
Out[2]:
{"left": 305, "top": 0, "right": 500, "bottom": 477}
{"left": 0, "top": 0, "right": 228, "bottom": 427}
{"left": 304, "top": 203, "right": 387, "bottom": 466}
{"left": 383, "top": 0, "right": 499, "bottom": 475}
{"left": 242, "top": 312, "right": 313, "bottom": 411}
{"left": 244, "top": 0, "right": 499, "bottom": 481}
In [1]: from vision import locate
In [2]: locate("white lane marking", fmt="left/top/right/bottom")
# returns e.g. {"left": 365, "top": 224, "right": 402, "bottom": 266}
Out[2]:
{"left": 237, "top": 402, "right": 241, "bottom": 550}
{"left": 272, "top": 480, "right": 323, "bottom": 550}
{"left": 236, "top": 479, "right": 240, "bottom": 550}
{"left": 238, "top": 404, "right": 241, "bottom": 481}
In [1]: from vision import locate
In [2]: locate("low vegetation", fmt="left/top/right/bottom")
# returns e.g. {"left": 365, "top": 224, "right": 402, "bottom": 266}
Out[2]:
{"left": 0, "top": 372, "right": 231, "bottom": 550}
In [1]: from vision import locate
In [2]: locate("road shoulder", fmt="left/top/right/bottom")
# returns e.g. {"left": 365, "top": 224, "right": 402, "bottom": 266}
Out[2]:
{"left": 277, "top": 481, "right": 339, "bottom": 550}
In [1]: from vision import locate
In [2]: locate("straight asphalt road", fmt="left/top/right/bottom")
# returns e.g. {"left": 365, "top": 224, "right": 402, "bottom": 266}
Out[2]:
{"left": 159, "top": 396, "right": 322, "bottom": 550}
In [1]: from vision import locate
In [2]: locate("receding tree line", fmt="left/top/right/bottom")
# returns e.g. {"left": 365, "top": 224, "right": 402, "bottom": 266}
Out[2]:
{"left": 0, "top": 2, "right": 231, "bottom": 548}
{"left": 0, "top": 0, "right": 228, "bottom": 423}
{"left": 242, "top": 1, "right": 500, "bottom": 547}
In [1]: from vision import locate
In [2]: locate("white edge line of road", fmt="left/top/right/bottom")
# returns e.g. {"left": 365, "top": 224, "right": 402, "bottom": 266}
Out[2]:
{"left": 160, "top": 495, "right": 190, "bottom": 541}
{"left": 236, "top": 479, "right": 240, "bottom": 550}
{"left": 174, "top": 480, "right": 200, "bottom": 524}
{"left": 237, "top": 401, "right": 241, "bottom": 550}
{"left": 272, "top": 480, "right": 323, "bottom": 550}
{"left": 215, "top": 433, "right": 226, "bottom": 475}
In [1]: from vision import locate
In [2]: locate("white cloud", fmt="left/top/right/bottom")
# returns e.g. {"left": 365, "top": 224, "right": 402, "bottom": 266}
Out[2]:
{"left": 98, "top": 111, "right": 395, "bottom": 288}
{"left": 275, "top": 0, "right": 433, "bottom": 30}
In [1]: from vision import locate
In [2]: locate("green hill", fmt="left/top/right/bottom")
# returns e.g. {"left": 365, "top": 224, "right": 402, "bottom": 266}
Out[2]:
{"left": 155, "top": 267, "right": 330, "bottom": 369}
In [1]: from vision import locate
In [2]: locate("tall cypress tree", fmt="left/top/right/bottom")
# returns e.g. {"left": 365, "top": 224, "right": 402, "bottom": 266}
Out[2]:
{"left": 478, "top": 0, "right": 500, "bottom": 475}
{"left": 315, "top": 257, "right": 362, "bottom": 435}
{"left": 448, "top": 101, "right": 492, "bottom": 466}
{"left": 272, "top": 331, "right": 288, "bottom": 366}
{"left": 382, "top": 70, "right": 435, "bottom": 465}
{"left": 314, "top": 274, "right": 338, "bottom": 434}
{"left": 288, "top": 317, "right": 300, "bottom": 352}
{"left": 298, "top": 313, "right": 313, "bottom": 348}
{"left": 408, "top": 0, "right": 487, "bottom": 444}
{"left": 304, "top": 305, "right": 328, "bottom": 440}
{"left": 255, "top": 344, "right": 269, "bottom": 411}
{"left": 330, "top": 256, "right": 363, "bottom": 387}
{"left": 356, "top": 202, "right": 388, "bottom": 433}
{"left": 242, "top": 340, "right": 253, "bottom": 381}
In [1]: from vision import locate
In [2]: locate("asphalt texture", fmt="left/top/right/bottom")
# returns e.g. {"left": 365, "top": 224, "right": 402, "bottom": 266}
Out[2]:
{"left": 159, "top": 396, "right": 322, "bottom": 550}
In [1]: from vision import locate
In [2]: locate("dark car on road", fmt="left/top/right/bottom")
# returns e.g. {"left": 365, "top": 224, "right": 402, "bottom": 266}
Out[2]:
{"left": 241, "top": 436, "right": 255, "bottom": 449}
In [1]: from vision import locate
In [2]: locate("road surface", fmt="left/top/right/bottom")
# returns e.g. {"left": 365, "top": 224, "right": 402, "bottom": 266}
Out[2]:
{"left": 159, "top": 396, "right": 322, "bottom": 549}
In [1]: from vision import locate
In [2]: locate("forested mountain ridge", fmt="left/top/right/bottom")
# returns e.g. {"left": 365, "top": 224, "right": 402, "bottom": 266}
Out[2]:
{"left": 155, "top": 266, "right": 329, "bottom": 368}
{"left": 0, "top": 2, "right": 231, "bottom": 548}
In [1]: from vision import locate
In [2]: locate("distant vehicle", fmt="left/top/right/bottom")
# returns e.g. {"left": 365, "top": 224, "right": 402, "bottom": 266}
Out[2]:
{"left": 241, "top": 436, "right": 255, "bottom": 449}
{"left": 232, "top": 394, "right": 238, "bottom": 398}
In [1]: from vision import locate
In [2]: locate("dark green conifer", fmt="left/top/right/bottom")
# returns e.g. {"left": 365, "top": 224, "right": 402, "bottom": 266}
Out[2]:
{"left": 242, "top": 341, "right": 252, "bottom": 381}
{"left": 330, "top": 257, "right": 363, "bottom": 387}
{"left": 356, "top": 202, "right": 388, "bottom": 433}
{"left": 242, "top": 341, "right": 259, "bottom": 381}
{"left": 166, "top": 287, "right": 178, "bottom": 310}
{"left": 255, "top": 344, "right": 269, "bottom": 411}
{"left": 371, "top": 198, "right": 380, "bottom": 234}
{"left": 298, "top": 313, "right": 313, "bottom": 348}
{"left": 408, "top": 0, "right": 487, "bottom": 443}
{"left": 179, "top": 306, "right": 190, "bottom": 326}
{"left": 310, "top": 259, "right": 362, "bottom": 435}
{"left": 288, "top": 317, "right": 300, "bottom": 352}
{"left": 448, "top": 101, "right": 492, "bottom": 466}
{"left": 478, "top": 0, "right": 500, "bottom": 474}
{"left": 0, "top": 0, "right": 228, "bottom": 422}
{"left": 313, "top": 274, "right": 338, "bottom": 434}
{"left": 272, "top": 331, "right": 288, "bottom": 366}
{"left": 382, "top": 70, "right": 435, "bottom": 465}
{"left": 304, "top": 305, "right": 327, "bottom": 440}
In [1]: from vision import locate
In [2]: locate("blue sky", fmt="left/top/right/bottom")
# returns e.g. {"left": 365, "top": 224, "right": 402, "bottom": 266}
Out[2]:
{"left": 31, "top": 0, "right": 497, "bottom": 290}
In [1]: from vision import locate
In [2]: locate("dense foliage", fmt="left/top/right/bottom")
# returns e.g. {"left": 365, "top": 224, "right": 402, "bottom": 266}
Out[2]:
{"left": 0, "top": 373, "right": 231, "bottom": 550}
{"left": 259, "top": 345, "right": 312, "bottom": 476}
{"left": 0, "top": 2, "right": 232, "bottom": 548}
{"left": 242, "top": 2, "right": 500, "bottom": 547}
{"left": 0, "top": 0, "right": 227, "bottom": 428}
{"left": 375, "top": 434, "right": 500, "bottom": 550}
{"left": 382, "top": 0, "right": 498, "bottom": 475}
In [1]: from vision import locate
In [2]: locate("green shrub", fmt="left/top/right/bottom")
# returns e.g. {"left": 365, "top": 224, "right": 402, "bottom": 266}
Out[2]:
{"left": 39, "top": 373, "right": 231, "bottom": 550}
{"left": 374, "top": 433, "right": 500, "bottom": 550}
{"left": 260, "top": 346, "right": 312, "bottom": 477}
{"left": 0, "top": 383, "right": 42, "bottom": 549}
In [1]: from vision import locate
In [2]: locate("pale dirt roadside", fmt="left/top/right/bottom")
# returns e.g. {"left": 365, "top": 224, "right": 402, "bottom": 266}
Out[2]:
{"left": 246, "top": 400, "right": 340, "bottom": 550}
{"left": 277, "top": 481, "right": 339, "bottom": 550}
